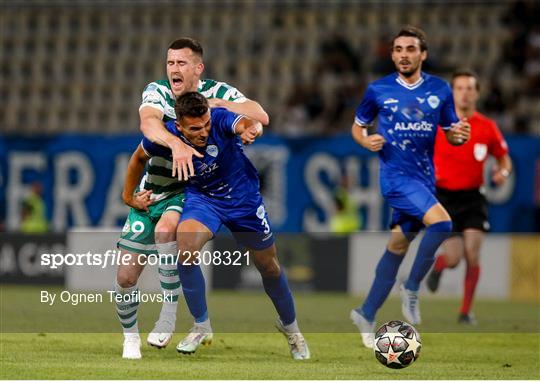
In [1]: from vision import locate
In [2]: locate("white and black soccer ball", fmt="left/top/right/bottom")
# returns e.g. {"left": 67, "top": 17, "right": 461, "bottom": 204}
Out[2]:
{"left": 374, "top": 320, "right": 421, "bottom": 369}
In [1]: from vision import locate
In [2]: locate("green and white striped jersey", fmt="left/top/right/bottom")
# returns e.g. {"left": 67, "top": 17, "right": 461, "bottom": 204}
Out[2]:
{"left": 138, "top": 154, "right": 185, "bottom": 202}
{"left": 137, "top": 78, "right": 247, "bottom": 201}
{"left": 139, "top": 78, "right": 247, "bottom": 122}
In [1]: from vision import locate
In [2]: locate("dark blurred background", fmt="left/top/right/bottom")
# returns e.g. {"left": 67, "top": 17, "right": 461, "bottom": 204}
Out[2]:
{"left": 1, "top": 0, "right": 539, "bottom": 136}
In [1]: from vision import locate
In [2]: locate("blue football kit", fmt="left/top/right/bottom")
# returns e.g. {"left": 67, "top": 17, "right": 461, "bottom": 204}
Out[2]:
{"left": 353, "top": 71, "right": 457, "bottom": 323}
{"left": 355, "top": 72, "right": 459, "bottom": 233}
{"left": 142, "top": 107, "right": 274, "bottom": 250}
{"left": 142, "top": 107, "right": 296, "bottom": 330}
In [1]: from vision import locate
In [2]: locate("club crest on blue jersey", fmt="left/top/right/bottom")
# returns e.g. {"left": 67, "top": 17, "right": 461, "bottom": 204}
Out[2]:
{"left": 206, "top": 144, "right": 219, "bottom": 157}
{"left": 354, "top": 72, "right": 459, "bottom": 190}
{"left": 427, "top": 95, "right": 440, "bottom": 109}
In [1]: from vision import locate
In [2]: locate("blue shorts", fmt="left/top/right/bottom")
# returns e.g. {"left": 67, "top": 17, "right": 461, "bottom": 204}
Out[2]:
{"left": 384, "top": 178, "right": 438, "bottom": 241}
{"left": 180, "top": 195, "right": 275, "bottom": 250}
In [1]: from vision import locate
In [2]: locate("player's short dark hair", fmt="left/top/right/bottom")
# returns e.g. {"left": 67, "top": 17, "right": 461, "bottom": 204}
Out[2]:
{"left": 168, "top": 37, "right": 203, "bottom": 58}
{"left": 451, "top": 68, "right": 480, "bottom": 91}
{"left": 175, "top": 91, "right": 209, "bottom": 119}
{"left": 392, "top": 26, "right": 428, "bottom": 51}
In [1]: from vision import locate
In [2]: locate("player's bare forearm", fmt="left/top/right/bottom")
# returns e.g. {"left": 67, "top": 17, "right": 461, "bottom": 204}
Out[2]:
{"left": 351, "top": 123, "right": 384, "bottom": 151}
{"left": 492, "top": 154, "right": 513, "bottom": 185}
{"left": 139, "top": 106, "right": 183, "bottom": 149}
{"left": 497, "top": 154, "right": 512, "bottom": 174}
{"left": 139, "top": 106, "right": 201, "bottom": 180}
{"left": 351, "top": 123, "right": 367, "bottom": 146}
{"left": 210, "top": 99, "right": 270, "bottom": 125}
{"left": 122, "top": 145, "right": 149, "bottom": 205}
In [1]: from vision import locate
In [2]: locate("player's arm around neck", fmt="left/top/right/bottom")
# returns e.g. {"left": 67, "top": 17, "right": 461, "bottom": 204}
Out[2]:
{"left": 351, "top": 123, "right": 385, "bottom": 152}
{"left": 209, "top": 98, "right": 270, "bottom": 125}
{"left": 139, "top": 106, "right": 202, "bottom": 181}
{"left": 122, "top": 144, "right": 153, "bottom": 212}
{"left": 140, "top": 106, "right": 182, "bottom": 148}
{"left": 234, "top": 117, "right": 263, "bottom": 145}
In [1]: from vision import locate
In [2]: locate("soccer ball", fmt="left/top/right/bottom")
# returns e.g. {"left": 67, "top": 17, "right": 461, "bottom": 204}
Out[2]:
{"left": 373, "top": 320, "right": 421, "bottom": 369}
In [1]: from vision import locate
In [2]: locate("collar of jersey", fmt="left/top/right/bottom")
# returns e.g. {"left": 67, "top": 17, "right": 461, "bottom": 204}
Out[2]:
{"left": 179, "top": 133, "right": 206, "bottom": 153}
{"left": 395, "top": 73, "right": 425, "bottom": 90}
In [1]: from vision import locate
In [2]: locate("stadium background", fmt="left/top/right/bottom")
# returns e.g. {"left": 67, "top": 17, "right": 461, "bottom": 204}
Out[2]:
{"left": 0, "top": 0, "right": 540, "bottom": 312}
{"left": 0, "top": 0, "right": 540, "bottom": 379}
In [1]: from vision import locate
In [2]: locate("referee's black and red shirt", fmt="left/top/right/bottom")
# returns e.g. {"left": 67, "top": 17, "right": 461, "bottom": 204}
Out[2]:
{"left": 434, "top": 111, "right": 508, "bottom": 190}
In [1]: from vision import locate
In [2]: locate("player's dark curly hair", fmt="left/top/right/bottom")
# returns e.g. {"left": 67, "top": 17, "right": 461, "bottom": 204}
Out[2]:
{"left": 168, "top": 37, "right": 203, "bottom": 58}
{"left": 392, "top": 26, "right": 428, "bottom": 51}
{"left": 174, "top": 91, "right": 209, "bottom": 119}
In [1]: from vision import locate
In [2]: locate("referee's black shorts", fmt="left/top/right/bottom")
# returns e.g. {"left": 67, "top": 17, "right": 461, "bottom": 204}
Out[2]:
{"left": 436, "top": 187, "right": 490, "bottom": 234}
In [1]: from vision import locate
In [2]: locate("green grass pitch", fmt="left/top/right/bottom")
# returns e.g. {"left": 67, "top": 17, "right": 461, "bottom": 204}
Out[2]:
{"left": 1, "top": 285, "right": 539, "bottom": 379}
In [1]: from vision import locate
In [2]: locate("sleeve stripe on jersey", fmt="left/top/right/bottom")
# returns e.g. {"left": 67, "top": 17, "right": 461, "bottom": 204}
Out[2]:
{"left": 215, "top": 85, "right": 229, "bottom": 99}
{"left": 223, "top": 87, "right": 246, "bottom": 102}
{"left": 354, "top": 116, "right": 372, "bottom": 126}
{"left": 232, "top": 96, "right": 247, "bottom": 103}
{"left": 231, "top": 115, "right": 244, "bottom": 134}
{"left": 140, "top": 82, "right": 171, "bottom": 112}
{"left": 140, "top": 141, "right": 152, "bottom": 157}
{"left": 139, "top": 102, "right": 165, "bottom": 113}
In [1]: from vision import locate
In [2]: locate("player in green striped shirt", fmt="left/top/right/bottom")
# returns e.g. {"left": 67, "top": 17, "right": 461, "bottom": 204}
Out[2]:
{"left": 116, "top": 37, "right": 269, "bottom": 359}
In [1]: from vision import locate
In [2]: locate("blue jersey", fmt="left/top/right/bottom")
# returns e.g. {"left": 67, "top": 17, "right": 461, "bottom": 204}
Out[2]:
{"left": 355, "top": 72, "right": 458, "bottom": 192}
{"left": 142, "top": 108, "right": 262, "bottom": 212}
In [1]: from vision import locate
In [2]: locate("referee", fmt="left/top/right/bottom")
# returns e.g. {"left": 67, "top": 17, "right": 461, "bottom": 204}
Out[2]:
{"left": 427, "top": 69, "right": 512, "bottom": 324}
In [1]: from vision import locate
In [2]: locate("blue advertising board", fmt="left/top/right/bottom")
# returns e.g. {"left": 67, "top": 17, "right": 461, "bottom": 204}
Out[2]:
{"left": 1, "top": 134, "right": 538, "bottom": 232}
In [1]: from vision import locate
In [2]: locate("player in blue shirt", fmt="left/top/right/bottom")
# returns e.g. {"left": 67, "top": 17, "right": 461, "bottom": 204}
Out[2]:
{"left": 349, "top": 27, "right": 471, "bottom": 348}
{"left": 142, "top": 91, "right": 310, "bottom": 360}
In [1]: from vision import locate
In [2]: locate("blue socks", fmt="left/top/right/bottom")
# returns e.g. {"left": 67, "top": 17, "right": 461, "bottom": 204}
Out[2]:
{"left": 359, "top": 249, "right": 405, "bottom": 322}
{"left": 358, "top": 221, "right": 452, "bottom": 321}
{"left": 176, "top": 262, "right": 208, "bottom": 323}
{"left": 262, "top": 271, "right": 296, "bottom": 326}
{"left": 177, "top": 263, "right": 297, "bottom": 326}
{"left": 405, "top": 220, "right": 452, "bottom": 291}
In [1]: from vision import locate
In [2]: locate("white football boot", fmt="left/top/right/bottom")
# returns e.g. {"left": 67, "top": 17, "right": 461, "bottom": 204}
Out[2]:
{"left": 350, "top": 309, "right": 375, "bottom": 349}
{"left": 147, "top": 314, "right": 175, "bottom": 349}
{"left": 400, "top": 284, "right": 422, "bottom": 325}
{"left": 275, "top": 319, "right": 311, "bottom": 360}
{"left": 122, "top": 333, "right": 142, "bottom": 359}
{"left": 176, "top": 322, "right": 213, "bottom": 354}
